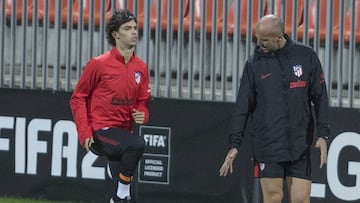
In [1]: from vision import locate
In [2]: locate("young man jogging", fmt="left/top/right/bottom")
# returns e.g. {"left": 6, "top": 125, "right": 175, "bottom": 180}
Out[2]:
{"left": 70, "top": 9, "right": 151, "bottom": 203}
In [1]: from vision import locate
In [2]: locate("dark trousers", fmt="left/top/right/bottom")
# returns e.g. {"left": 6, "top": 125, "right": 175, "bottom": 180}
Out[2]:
{"left": 90, "top": 128, "right": 145, "bottom": 183}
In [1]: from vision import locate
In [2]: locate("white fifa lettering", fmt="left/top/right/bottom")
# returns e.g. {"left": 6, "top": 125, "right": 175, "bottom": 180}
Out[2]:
{"left": 143, "top": 134, "right": 166, "bottom": 147}
{"left": 27, "top": 118, "right": 51, "bottom": 175}
{"left": 81, "top": 152, "right": 105, "bottom": 180}
{"left": 0, "top": 116, "right": 13, "bottom": 151}
{"left": 1, "top": 116, "right": 111, "bottom": 179}
{"left": 15, "top": 117, "right": 26, "bottom": 174}
{"left": 328, "top": 132, "right": 360, "bottom": 201}
{"left": 51, "top": 120, "right": 78, "bottom": 178}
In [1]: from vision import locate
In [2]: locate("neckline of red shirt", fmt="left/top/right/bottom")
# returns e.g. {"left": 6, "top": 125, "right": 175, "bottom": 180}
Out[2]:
{"left": 111, "top": 47, "right": 135, "bottom": 64}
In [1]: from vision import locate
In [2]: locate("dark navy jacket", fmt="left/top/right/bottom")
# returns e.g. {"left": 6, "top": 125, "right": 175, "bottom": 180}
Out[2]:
{"left": 229, "top": 34, "right": 330, "bottom": 162}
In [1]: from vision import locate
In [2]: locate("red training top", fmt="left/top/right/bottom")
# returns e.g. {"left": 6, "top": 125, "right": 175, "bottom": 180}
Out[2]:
{"left": 70, "top": 47, "right": 151, "bottom": 145}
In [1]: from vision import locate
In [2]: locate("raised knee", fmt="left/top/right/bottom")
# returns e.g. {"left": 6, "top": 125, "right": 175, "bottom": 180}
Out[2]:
{"left": 133, "top": 137, "right": 145, "bottom": 152}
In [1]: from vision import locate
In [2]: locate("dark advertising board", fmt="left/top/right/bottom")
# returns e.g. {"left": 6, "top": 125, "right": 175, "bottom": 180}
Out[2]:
{"left": 0, "top": 88, "right": 359, "bottom": 203}
{"left": 138, "top": 126, "right": 171, "bottom": 184}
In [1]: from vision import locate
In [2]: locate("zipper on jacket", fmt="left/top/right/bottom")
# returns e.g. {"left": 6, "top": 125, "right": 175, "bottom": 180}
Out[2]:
{"left": 125, "top": 63, "right": 132, "bottom": 119}
{"left": 276, "top": 56, "right": 294, "bottom": 161}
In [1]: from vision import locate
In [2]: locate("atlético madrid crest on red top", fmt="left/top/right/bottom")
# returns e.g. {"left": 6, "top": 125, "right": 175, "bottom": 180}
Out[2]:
{"left": 293, "top": 65, "right": 303, "bottom": 77}
{"left": 135, "top": 71, "right": 141, "bottom": 84}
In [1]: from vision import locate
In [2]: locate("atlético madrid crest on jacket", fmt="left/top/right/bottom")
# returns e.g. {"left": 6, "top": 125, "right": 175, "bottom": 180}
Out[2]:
{"left": 135, "top": 71, "right": 141, "bottom": 84}
{"left": 293, "top": 65, "right": 303, "bottom": 77}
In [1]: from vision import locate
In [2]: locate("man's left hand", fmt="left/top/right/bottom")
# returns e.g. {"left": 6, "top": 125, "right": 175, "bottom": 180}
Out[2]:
{"left": 315, "top": 137, "right": 328, "bottom": 168}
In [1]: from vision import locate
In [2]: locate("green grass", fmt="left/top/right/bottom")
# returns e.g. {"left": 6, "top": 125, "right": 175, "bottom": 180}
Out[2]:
{"left": 0, "top": 197, "right": 76, "bottom": 203}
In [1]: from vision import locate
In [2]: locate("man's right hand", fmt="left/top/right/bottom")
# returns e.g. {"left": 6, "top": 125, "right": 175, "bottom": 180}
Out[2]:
{"left": 83, "top": 137, "right": 94, "bottom": 152}
{"left": 219, "top": 148, "right": 238, "bottom": 176}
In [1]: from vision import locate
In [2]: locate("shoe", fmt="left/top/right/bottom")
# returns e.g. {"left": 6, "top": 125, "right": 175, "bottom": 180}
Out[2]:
{"left": 110, "top": 195, "right": 131, "bottom": 203}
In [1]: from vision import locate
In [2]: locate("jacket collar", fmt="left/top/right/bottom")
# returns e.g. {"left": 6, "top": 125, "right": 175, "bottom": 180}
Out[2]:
{"left": 110, "top": 47, "right": 135, "bottom": 64}
{"left": 254, "top": 33, "right": 293, "bottom": 60}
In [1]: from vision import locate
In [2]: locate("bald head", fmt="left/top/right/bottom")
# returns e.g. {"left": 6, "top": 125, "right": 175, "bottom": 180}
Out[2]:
{"left": 256, "top": 14, "right": 284, "bottom": 36}
{"left": 255, "top": 15, "right": 286, "bottom": 53}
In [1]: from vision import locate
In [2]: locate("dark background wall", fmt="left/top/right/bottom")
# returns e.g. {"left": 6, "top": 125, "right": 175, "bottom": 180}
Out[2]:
{"left": 0, "top": 88, "right": 359, "bottom": 203}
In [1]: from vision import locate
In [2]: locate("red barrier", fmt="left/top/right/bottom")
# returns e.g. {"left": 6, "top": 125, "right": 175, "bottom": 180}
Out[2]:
{"left": 297, "top": 0, "right": 340, "bottom": 42}
{"left": 5, "top": 0, "right": 33, "bottom": 23}
{"left": 149, "top": 0, "right": 189, "bottom": 31}
{"left": 227, "top": 0, "right": 267, "bottom": 37}
{"left": 74, "top": 0, "right": 112, "bottom": 28}
{"left": 268, "top": 0, "right": 304, "bottom": 36}
{"left": 183, "top": 0, "right": 224, "bottom": 33}
{"left": 343, "top": 0, "right": 360, "bottom": 43}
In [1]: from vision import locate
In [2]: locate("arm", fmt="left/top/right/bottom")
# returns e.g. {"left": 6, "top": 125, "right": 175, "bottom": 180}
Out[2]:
{"left": 219, "top": 62, "right": 256, "bottom": 176}
{"left": 228, "top": 61, "right": 256, "bottom": 151}
{"left": 132, "top": 66, "right": 151, "bottom": 124}
{"left": 69, "top": 60, "right": 101, "bottom": 146}
{"left": 310, "top": 51, "right": 330, "bottom": 168}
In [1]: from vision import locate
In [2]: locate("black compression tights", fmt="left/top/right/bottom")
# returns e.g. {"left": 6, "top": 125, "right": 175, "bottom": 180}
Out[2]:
{"left": 91, "top": 128, "right": 145, "bottom": 183}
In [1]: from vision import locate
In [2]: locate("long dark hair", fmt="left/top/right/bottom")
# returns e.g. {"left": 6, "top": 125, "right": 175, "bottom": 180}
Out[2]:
{"left": 106, "top": 9, "right": 137, "bottom": 46}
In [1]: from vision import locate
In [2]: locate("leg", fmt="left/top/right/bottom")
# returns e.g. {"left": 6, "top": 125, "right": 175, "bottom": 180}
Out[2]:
{"left": 94, "top": 128, "right": 144, "bottom": 202}
{"left": 119, "top": 134, "right": 145, "bottom": 178}
{"left": 260, "top": 178, "right": 284, "bottom": 203}
{"left": 285, "top": 151, "right": 312, "bottom": 203}
{"left": 286, "top": 177, "right": 311, "bottom": 203}
{"left": 256, "top": 161, "right": 286, "bottom": 203}
{"left": 95, "top": 128, "right": 145, "bottom": 180}
{"left": 112, "top": 133, "right": 144, "bottom": 202}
